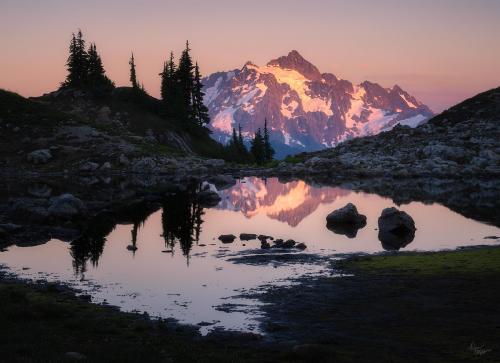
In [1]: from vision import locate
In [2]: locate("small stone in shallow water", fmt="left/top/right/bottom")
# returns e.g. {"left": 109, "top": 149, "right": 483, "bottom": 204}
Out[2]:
{"left": 282, "top": 239, "right": 296, "bottom": 248}
{"left": 261, "top": 240, "right": 271, "bottom": 249}
{"left": 218, "top": 234, "right": 236, "bottom": 243}
{"left": 240, "top": 233, "right": 257, "bottom": 240}
{"left": 295, "top": 243, "right": 307, "bottom": 250}
{"left": 258, "top": 234, "right": 274, "bottom": 241}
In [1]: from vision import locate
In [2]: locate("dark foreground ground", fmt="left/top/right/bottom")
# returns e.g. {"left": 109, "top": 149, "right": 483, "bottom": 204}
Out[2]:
{"left": 1, "top": 246, "right": 499, "bottom": 362}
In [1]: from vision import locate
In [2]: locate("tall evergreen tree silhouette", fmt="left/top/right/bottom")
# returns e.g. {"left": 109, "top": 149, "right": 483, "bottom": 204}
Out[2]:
{"left": 87, "top": 43, "right": 114, "bottom": 90}
{"left": 129, "top": 53, "right": 138, "bottom": 89}
{"left": 237, "top": 125, "right": 251, "bottom": 163}
{"left": 192, "top": 62, "right": 210, "bottom": 126}
{"left": 231, "top": 127, "right": 239, "bottom": 148}
{"left": 63, "top": 30, "right": 88, "bottom": 88}
{"left": 263, "top": 118, "right": 275, "bottom": 162}
{"left": 176, "top": 41, "right": 195, "bottom": 123}
{"left": 238, "top": 125, "right": 245, "bottom": 150}
{"left": 160, "top": 51, "right": 179, "bottom": 116}
{"left": 251, "top": 128, "right": 265, "bottom": 164}
{"left": 160, "top": 61, "right": 168, "bottom": 99}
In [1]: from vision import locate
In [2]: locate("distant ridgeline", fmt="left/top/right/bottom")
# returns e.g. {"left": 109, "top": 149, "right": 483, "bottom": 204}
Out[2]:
{"left": 58, "top": 30, "right": 275, "bottom": 164}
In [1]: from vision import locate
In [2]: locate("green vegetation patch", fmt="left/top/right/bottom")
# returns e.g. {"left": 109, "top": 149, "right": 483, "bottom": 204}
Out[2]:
{"left": 341, "top": 246, "right": 500, "bottom": 275}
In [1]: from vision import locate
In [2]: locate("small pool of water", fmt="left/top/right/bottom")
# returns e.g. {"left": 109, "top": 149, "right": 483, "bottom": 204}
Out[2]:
{"left": 1, "top": 177, "right": 498, "bottom": 334}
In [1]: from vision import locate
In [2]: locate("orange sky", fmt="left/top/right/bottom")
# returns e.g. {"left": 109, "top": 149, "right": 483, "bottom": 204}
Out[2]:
{"left": 1, "top": 0, "right": 499, "bottom": 112}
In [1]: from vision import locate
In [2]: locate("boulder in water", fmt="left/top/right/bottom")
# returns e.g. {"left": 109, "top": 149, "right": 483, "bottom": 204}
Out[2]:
{"left": 378, "top": 207, "right": 416, "bottom": 250}
{"left": 326, "top": 203, "right": 367, "bottom": 238}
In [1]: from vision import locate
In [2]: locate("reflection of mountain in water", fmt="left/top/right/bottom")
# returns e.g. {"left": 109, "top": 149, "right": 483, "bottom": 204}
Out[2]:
{"left": 218, "top": 178, "right": 350, "bottom": 227}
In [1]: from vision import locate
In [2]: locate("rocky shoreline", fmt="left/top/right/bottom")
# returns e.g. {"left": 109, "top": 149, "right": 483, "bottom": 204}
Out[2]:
{"left": 1, "top": 172, "right": 498, "bottom": 250}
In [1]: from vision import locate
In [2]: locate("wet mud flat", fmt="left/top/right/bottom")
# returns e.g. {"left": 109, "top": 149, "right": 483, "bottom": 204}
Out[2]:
{"left": 234, "top": 246, "right": 500, "bottom": 362}
{"left": 1, "top": 246, "right": 500, "bottom": 362}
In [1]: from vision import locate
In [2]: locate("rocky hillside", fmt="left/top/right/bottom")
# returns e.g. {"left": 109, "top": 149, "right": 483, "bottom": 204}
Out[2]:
{"left": 0, "top": 88, "right": 228, "bottom": 175}
{"left": 274, "top": 87, "right": 500, "bottom": 178}
{"left": 203, "top": 50, "right": 433, "bottom": 157}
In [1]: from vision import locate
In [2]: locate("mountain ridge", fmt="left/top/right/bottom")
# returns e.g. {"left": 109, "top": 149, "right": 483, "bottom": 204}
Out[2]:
{"left": 275, "top": 86, "right": 500, "bottom": 178}
{"left": 203, "top": 50, "right": 433, "bottom": 157}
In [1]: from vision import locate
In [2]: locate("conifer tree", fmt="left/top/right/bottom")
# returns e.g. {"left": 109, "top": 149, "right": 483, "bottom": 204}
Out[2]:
{"left": 176, "top": 41, "right": 195, "bottom": 122}
{"left": 251, "top": 128, "right": 265, "bottom": 164}
{"left": 63, "top": 33, "right": 78, "bottom": 87}
{"left": 87, "top": 43, "right": 102, "bottom": 82}
{"left": 63, "top": 30, "right": 88, "bottom": 88}
{"left": 86, "top": 43, "right": 114, "bottom": 90}
{"left": 75, "top": 29, "right": 88, "bottom": 85}
{"left": 160, "top": 61, "right": 169, "bottom": 100}
{"left": 237, "top": 125, "right": 250, "bottom": 163}
{"left": 263, "top": 118, "right": 275, "bottom": 162}
{"left": 232, "top": 127, "right": 239, "bottom": 147}
{"left": 225, "top": 127, "right": 240, "bottom": 162}
{"left": 129, "top": 53, "right": 138, "bottom": 89}
{"left": 192, "top": 62, "right": 210, "bottom": 126}
{"left": 160, "top": 51, "right": 179, "bottom": 116}
{"left": 238, "top": 124, "right": 245, "bottom": 150}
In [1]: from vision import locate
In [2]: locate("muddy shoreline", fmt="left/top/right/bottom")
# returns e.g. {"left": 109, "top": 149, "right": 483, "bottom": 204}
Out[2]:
{"left": 2, "top": 246, "right": 500, "bottom": 362}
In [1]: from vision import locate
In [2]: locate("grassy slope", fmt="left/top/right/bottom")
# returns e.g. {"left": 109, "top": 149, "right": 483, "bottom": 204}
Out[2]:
{"left": 0, "top": 88, "right": 231, "bottom": 167}
{"left": 74, "top": 87, "right": 228, "bottom": 159}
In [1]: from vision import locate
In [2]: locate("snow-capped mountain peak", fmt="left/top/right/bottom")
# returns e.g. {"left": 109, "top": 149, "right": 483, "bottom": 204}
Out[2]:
{"left": 202, "top": 51, "right": 433, "bottom": 157}
{"left": 267, "top": 50, "right": 322, "bottom": 81}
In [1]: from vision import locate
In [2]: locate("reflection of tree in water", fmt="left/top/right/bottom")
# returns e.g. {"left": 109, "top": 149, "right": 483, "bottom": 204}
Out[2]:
{"left": 161, "top": 185, "right": 205, "bottom": 258}
{"left": 70, "top": 202, "right": 160, "bottom": 276}
{"left": 69, "top": 185, "right": 205, "bottom": 274}
{"left": 70, "top": 217, "right": 114, "bottom": 277}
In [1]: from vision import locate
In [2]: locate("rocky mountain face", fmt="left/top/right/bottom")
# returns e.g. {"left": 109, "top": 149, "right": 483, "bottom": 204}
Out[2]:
{"left": 203, "top": 50, "right": 433, "bottom": 157}
{"left": 274, "top": 87, "right": 500, "bottom": 178}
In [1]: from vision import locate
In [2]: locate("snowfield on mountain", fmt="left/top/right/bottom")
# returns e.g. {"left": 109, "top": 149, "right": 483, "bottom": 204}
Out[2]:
{"left": 203, "top": 50, "right": 433, "bottom": 157}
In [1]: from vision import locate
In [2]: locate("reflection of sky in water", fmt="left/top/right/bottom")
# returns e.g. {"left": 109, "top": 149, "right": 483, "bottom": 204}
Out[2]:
{"left": 0, "top": 177, "right": 499, "bottom": 334}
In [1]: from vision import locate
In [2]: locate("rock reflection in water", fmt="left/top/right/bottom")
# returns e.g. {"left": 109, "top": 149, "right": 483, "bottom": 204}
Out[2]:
{"left": 378, "top": 229, "right": 416, "bottom": 251}
{"left": 327, "top": 221, "right": 367, "bottom": 239}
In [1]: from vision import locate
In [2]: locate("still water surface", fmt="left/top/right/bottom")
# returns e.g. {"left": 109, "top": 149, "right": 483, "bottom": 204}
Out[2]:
{"left": 1, "top": 177, "right": 498, "bottom": 333}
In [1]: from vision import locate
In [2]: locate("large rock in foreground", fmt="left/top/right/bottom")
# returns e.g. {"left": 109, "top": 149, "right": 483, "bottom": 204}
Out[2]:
{"left": 326, "top": 203, "right": 367, "bottom": 225}
{"left": 326, "top": 203, "right": 367, "bottom": 238}
{"left": 378, "top": 207, "right": 416, "bottom": 250}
